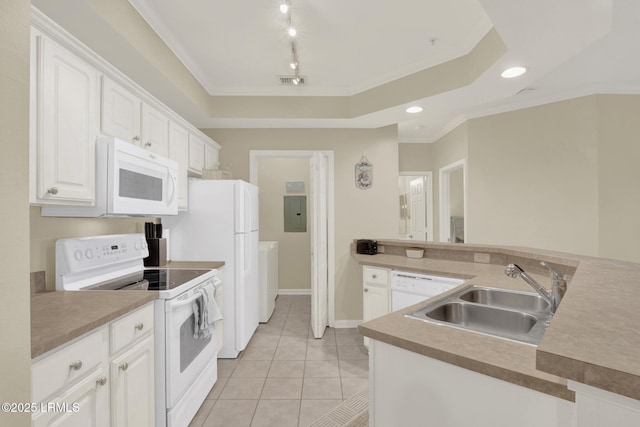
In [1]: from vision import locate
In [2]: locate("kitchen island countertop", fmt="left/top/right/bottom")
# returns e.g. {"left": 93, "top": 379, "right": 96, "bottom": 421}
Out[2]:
{"left": 355, "top": 240, "right": 640, "bottom": 401}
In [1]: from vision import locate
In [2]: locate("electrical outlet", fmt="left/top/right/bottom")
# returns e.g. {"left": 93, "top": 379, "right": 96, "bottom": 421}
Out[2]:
{"left": 377, "top": 245, "right": 385, "bottom": 254}
{"left": 474, "top": 252, "right": 491, "bottom": 263}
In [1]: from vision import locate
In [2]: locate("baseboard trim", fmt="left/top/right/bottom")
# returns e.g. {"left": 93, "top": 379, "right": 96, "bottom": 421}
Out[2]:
{"left": 333, "top": 320, "right": 362, "bottom": 329}
{"left": 277, "top": 289, "right": 311, "bottom": 295}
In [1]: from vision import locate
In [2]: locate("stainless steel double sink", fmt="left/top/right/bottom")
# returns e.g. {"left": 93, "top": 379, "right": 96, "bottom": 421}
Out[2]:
{"left": 405, "top": 285, "right": 553, "bottom": 345}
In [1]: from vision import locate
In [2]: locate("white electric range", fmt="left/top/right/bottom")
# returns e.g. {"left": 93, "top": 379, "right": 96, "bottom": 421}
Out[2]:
{"left": 55, "top": 233, "right": 221, "bottom": 427}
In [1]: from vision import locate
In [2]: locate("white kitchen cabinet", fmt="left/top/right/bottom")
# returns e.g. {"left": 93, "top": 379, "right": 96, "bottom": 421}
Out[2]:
{"left": 32, "top": 34, "right": 97, "bottom": 205}
{"left": 32, "top": 366, "right": 110, "bottom": 427}
{"left": 141, "top": 103, "right": 169, "bottom": 156}
{"left": 100, "top": 76, "right": 142, "bottom": 145}
{"left": 32, "top": 327, "right": 110, "bottom": 427}
{"left": 31, "top": 303, "right": 155, "bottom": 427}
{"left": 168, "top": 122, "right": 190, "bottom": 210}
{"left": 188, "top": 134, "right": 205, "bottom": 174}
{"left": 370, "top": 340, "right": 575, "bottom": 427}
{"left": 110, "top": 336, "right": 155, "bottom": 427}
{"left": 204, "top": 143, "right": 220, "bottom": 171}
{"left": 570, "top": 380, "right": 640, "bottom": 427}
{"left": 362, "top": 266, "right": 390, "bottom": 348}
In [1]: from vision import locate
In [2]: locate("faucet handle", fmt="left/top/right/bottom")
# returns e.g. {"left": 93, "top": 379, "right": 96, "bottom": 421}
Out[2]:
{"left": 540, "top": 261, "right": 565, "bottom": 279}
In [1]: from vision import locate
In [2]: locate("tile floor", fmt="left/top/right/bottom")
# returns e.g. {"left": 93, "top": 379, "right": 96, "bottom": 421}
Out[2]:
{"left": 188, "top": 295, "right": 369, "bottom": 427}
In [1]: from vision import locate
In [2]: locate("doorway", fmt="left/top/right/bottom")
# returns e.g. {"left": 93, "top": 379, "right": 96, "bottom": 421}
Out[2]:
{"left": 439, "top": 159, "right": 466, "bottom": 243}
{"left": 398, "top": 171, "right": 433, "bottom": 241}
{"left": 249, "top": 150, "right": 335, "bottom": 338}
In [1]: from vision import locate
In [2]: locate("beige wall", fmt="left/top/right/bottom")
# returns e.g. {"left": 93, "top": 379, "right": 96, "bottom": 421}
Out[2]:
{"left": 257, "top": 157, "right": 311, "bottom": 291}
{"left": 431, "top": 123, "right": 469, "bottom": 242}
{"left": 0, "top": 0, "right": 31, "bottom": 424}
{"left": 398, "top": 143, "right": 432, "bottom": 172}
{"left": 449, "top": 168, "right": 464, "bottom": 218}
{"left": 204, "top": 127, "right": 399, "bottom": 322}
{"left": 596, "top": 95, "right": 640, "bottom": 262}
{"left": 29, "top": 207, "right": 150, "bottom": 288}
{"left": 466, "top": 97, "right": 600, "bottom": 256}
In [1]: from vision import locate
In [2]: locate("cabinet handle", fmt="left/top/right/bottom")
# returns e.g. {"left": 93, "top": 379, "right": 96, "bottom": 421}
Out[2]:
{"left": 47, "top": 187, "right": 58, "bottom": 195}
{"left": 364, "top": 288, "right": 369, "bottom": 293}
{"left": 372, "top": 274, "right": 377, "bottom": 279}
{"left": 144, "top": 141, "right": 152, "bottom": 147}
{"left": 135, "top": 322, "right": 144, "bottom": 331}
{"left": 69, "top": 360, "right": 83, "bottom": 371}
{"left": 133, "top": 135, "right": 140, "bottom": 142}
{"left": 96, "top": 376, "right": 107, "bottom": 387}
{"left": 119, "top": 362, "right": 129, "bottom": 371}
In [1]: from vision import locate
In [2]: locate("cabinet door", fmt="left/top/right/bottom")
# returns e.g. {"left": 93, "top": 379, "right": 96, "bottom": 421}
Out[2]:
{"left": 32, "top": 367, "right": 109, "bottom": 427}
{"left": 110, "top": 336, "right": 155, "bottom": 427}
{"left": 168, "top": 122, "right": 189, "bottom": 210}
{"left": 101, "top": 76, "right": 141, "bottom": 144}
{"left": 363, "top": 285, "right": 389, "bottom": 348}
{"left": 36, "top": 36, "right": 97, "bottom": 205}
{"left": 141, "top": 103, "right": 169, "bottom": 156}
{"left": 188, "top": 134, "right": 204, "bottom": 174}
{"left": 204, "top": 143, "right": 219, "bottom": 170}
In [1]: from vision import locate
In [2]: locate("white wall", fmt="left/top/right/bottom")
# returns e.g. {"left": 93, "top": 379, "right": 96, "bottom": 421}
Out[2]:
{"left": 205, "top": 127, "right": 399, "bottom": 322}
{"left": 257, "top": 157, "right": 311, "bottom": 292}
{"left": 0, "top": 0, "right": 32, "bottom": 424}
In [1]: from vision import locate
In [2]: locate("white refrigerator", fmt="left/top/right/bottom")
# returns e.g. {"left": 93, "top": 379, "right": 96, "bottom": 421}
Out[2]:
{"left": 164, "top": 179, "right": 259, "bottom": 358}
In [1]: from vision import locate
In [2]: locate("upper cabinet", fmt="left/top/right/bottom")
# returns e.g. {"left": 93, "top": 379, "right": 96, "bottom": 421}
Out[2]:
{"left": 30, "top": 9, "right": 221, "bottom": 209}
{"left": 101, "top": 76, "right": 141, "bottom": 145}
{"left": 140, "top": 103, "right": 169, "bottom": 156}
{"left": 31, "top": 33, "right": 97, "bottom": 206}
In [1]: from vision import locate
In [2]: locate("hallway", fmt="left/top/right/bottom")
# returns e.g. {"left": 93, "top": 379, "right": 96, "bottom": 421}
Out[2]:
{"left": 189, "top": 295, "right": 369, "bottom": 427}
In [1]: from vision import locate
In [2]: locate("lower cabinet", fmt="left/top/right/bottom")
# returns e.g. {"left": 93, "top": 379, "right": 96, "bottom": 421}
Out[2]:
{"left": 32, "top": 303, "right": 154, "bottom": 427}
{"left": 362, "top": 266, "right": 390, "bottom": 348}
{"left": 110, "top": 336, "right": 155, "bottom": 427}
{"left": 32, "top": 366, "right": 109, "bottom": 427}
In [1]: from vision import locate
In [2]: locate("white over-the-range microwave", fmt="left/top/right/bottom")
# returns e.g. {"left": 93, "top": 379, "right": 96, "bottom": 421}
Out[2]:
{"left": 42, "top": 136, "right": 179, "bottom": 217}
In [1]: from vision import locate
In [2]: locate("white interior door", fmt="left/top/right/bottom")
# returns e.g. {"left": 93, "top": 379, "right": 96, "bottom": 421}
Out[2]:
{"left": 310, "top": 152, "right": 328, "bottom": 339}
{"left": 409, "top": 178, "right": 427, "bottom": 240}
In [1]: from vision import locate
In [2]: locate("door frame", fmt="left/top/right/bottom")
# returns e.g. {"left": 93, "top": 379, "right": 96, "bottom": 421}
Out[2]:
{"left": 399, "top": 171, "right": 433, "bottom": 241}
{"left": 438, "top": 159, "right": 466, "bottom": 243}
{"left": 249, "top": 150, "right": 336, "bottom": 327}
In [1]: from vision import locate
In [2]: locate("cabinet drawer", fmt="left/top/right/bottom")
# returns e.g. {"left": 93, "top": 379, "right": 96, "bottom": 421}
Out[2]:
{"left": 32, "top": 327, "right": 108, "bottom": 403}
{"left": 364, "top": 266, "right": 389, "bottom": 286}
{"left": 110, "top": 303, "right": 154, "bottom": 355}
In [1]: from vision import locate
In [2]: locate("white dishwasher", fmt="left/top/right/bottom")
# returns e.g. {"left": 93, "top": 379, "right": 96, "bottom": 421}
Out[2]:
{"left": 391, "top": 270, "right": 465, "bottom": 311}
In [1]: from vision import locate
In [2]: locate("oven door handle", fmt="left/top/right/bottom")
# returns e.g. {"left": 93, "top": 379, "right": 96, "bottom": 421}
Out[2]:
{"left": 167, "top": 291, "right": 203, "bottom": 312}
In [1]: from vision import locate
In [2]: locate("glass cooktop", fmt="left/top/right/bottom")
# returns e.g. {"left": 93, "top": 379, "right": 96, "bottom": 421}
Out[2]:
{"left": 86, "top": 268, "right": 211, "bottom": 291}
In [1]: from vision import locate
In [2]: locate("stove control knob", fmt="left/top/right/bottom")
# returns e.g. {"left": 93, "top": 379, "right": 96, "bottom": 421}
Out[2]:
{"left": 142, "top": 241, "right": 148, "bottom": 250}
{"left": 134, "top": 242, "right": 141, "bottom": 251}
{"left": 74, "top": 250, "right": 83, "bottom": 261}
{"left": 85, "top": 249, "right": 94, "bottom": 259}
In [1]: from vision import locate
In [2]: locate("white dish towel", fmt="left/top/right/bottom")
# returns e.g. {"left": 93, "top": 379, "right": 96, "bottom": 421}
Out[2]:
{"left": 192, "top": 283, "right": 223, "bottom": 339}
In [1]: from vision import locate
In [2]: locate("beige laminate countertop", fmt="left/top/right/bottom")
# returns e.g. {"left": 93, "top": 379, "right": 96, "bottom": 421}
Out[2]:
{"left": 31, "top": 261, "right": 225, "bottom": 359}
{"left": 355, "top": 241, "right": 640, "bottom": 402}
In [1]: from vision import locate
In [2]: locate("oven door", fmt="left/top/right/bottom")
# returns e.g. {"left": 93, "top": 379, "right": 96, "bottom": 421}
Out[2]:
{"left": 164, "top": 282, "right": 217, "bottom": 407}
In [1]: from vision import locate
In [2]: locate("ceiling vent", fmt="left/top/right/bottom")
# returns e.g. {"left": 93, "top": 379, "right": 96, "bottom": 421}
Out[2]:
{"left": 279, "top": 75, "right": 307, "bottom": 85}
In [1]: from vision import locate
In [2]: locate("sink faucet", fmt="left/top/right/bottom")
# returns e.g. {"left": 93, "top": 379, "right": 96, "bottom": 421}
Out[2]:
{"left": 504, "top": 262, "right": 567, "bottom": 313}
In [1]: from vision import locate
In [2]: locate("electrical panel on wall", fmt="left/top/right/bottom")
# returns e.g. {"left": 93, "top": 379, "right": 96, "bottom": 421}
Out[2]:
{"left": 283, "top": 195, "right": 307, "bottom": 232}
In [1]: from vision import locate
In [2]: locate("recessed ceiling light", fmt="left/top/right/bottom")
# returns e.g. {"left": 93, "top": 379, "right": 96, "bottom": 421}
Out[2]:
{"left": 406, "top": 106, "right": 423, "bottom": 114}
{"left": 501, "top": 66, "right": 527, "bottom": 78}
{"left": 279, "top": 3, "right": 289, "bottom": 14}
{"left": 288, "top": 27, "right": 297, "bottom": 37}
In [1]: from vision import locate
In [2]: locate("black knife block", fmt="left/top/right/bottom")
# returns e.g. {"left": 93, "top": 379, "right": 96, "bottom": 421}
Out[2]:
{"left": 144, "top": 238, "right": 167, "bottom": 267}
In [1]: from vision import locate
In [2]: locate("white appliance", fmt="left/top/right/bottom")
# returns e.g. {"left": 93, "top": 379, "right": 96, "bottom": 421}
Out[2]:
{"left": 258, "top": 241, "right": 278, "bottom": 322}
{"left": 55, "top": 234, "right": 221, "bottom": 427}
{"left": 164, "top": 179, "right": 259, "bottom": 358}
{"left": 42, "top": 136, "right": 178, "bottom": 217}
{"left": 391, "top": 270, "right": 465, "bottom": 311}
